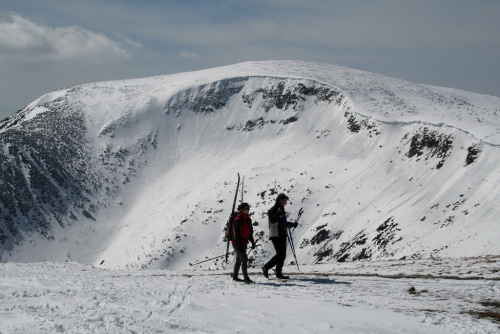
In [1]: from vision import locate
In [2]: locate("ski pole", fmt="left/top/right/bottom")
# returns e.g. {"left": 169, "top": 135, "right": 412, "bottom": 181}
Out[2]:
{"left": 247, "top": 243, "right": 260, "bottom": 256}
{"left": 189, "top": 253, "right": 233, "bottom": 266}
{"left": 286, "top": 226, "right": 300, "bottom": 271}
{"left": 282, "top": 214, "right": 300, "bottom": 271}
{"left": 190, "top": 241, "right": 260, "bottom": 267}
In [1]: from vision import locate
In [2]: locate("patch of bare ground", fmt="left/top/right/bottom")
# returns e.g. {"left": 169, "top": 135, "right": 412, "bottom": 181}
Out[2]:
{"left": 463, "top": 300, "right": 500, "bottom": 325}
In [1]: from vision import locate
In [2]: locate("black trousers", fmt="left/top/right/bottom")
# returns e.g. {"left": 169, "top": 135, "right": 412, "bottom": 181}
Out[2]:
{"left": 264, "top": 237, "right": 287, "bottom": 275}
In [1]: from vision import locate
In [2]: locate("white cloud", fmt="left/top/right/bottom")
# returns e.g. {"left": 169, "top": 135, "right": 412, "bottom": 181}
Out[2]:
{"left": 0, "top": 14, "right": 141, "bottom": 63}
{"left": 115, "top": 32, "right": 142, "bottom": 50}
{"left": 177, "top": 51, "right": 200, "bottom": 59}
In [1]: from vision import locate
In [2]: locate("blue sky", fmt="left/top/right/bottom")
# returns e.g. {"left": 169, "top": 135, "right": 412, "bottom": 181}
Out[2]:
{"left": 1, "top": 0, "right": 499, "bottom": 120}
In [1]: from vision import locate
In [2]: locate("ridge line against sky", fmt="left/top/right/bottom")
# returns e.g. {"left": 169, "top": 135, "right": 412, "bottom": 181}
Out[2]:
{"left": 1, "top": 0, "right": 499, "bottom": 120}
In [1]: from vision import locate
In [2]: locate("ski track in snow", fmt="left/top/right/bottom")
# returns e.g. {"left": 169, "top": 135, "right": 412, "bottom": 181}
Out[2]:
{"left": 1, "top": 261, "right": 499, "bottom": 334}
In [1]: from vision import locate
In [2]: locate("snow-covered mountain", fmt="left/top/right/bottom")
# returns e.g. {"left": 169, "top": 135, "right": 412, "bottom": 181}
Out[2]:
{"left": 1, "top": 60, "right": 500, "bottom": 270}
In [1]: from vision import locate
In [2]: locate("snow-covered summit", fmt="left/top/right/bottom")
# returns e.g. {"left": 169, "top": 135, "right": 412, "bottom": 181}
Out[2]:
{"left": 1, "top": 60, "right": 499, "bottom": 269}
{"left": 6, "top": 60, "right": 500, "bottom": 142}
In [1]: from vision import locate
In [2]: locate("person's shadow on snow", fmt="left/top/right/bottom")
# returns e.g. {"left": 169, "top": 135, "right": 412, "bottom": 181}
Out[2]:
{"left": 294, "top": 277, "right": 351, "bottom": 285}
{"left": 257, "top": 277, "right": 351, "bottom": 287}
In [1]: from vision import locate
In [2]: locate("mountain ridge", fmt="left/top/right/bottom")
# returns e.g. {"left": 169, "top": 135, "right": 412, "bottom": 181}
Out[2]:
{"left": 1, "top": 61, "right": 499, "bottom": 269}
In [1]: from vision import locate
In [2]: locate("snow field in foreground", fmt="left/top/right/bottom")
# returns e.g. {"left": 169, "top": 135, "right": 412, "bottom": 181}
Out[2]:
{"left": 1, "top": 260, "right": 499, "bottom": 333}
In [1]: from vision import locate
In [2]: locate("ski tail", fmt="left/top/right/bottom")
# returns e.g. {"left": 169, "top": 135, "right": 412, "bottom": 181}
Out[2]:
{"left": 291, "top": 207, "right": 304, "bottom": 236}
{"left": 297, "top": 208, "right": 304, "bottom": 223}
{"left": 225, "top": 173, "right": 240, "bottom": 263}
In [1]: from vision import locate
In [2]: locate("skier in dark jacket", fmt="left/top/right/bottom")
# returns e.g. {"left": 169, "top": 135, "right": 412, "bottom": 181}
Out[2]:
{"left": 262, "top": 193, "right": 297, "bottom": 279}
{"left": 232, "top": 202, "right": 256, "bottom": 284}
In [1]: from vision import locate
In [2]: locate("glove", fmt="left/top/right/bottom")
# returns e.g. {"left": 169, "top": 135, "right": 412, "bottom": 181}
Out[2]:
{"left": 251, "top": 242, "right": 256, "bottom": 250}
{"left": 290, "top": 222, "right": 298, "bottom": 228}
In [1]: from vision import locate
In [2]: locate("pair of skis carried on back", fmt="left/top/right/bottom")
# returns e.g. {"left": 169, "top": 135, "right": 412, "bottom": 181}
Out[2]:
{"left": 224, "top": 173, "right": 247, "bottom": 263}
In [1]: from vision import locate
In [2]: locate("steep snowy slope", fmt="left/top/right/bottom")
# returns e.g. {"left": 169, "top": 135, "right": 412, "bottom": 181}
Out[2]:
{"left": 1, "top": 61, "right": 499, "bottom": 270}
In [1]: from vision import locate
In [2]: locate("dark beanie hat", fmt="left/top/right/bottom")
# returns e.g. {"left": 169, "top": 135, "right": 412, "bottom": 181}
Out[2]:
{"left": 238, "top": 202, "right": 251, "bottom": 211}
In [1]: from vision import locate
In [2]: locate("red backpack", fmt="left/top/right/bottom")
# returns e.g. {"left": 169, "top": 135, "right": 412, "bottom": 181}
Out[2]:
{"left": 224, "top": 213, "right": 237, "bottom": 241}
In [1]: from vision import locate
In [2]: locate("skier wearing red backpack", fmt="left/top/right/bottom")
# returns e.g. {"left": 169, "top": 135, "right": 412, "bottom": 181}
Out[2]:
{"left": 231, "top": 202, "right": 256, "bottom": 284}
